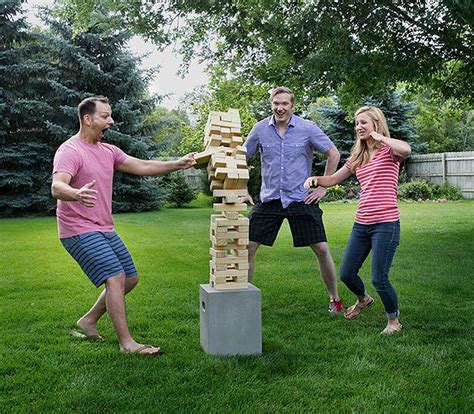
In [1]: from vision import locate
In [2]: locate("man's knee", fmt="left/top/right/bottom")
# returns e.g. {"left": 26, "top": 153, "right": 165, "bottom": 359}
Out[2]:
{"left": 105, "top": 272, "right": 126, "bottom": 293}
{"left": 248, "top": 241, "right": 260, "bottom": 257}
{"left": 126, "top": 276, "right": 139, "bottom": 291}
{"left": 310, "top": 242, "right": 330, "bottom": 258}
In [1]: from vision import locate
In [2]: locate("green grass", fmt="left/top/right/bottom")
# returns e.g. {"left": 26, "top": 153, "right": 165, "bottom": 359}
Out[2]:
{"left": 1, "top": 198, "right": 473, "bottom": 413}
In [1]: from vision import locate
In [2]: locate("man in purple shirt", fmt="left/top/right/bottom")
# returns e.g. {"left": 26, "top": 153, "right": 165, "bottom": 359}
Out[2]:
{"left": 243, "top": 87, "right": 343, "bottom": 313}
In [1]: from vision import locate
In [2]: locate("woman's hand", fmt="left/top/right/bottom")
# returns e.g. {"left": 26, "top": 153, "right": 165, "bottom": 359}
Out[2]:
{"left": 304, "top": 176, "right": 318, "bottom": 189}
{"left": 370, "top": 131, "right": 385, "bottom": 142}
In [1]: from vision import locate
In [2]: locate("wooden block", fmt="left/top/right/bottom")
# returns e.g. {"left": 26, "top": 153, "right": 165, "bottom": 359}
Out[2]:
{"left": 213, "top": 231, "right": 248, "bottom": 240}
{"left": 213, "top": 203, "right": 247, "bottom": 212}
{"left": 211, "top": 216, "right": 249, "bottom": 226}
{"left": 229, "top": 137, "right": 243, "bottom": 148}
{"left": 210, "top": 179, "right": 223, "bottom": 190}
{"left": 205, "top": 135, "right": 223, "bottom": 149}
{"left": 234, "top": 249, "right": 248, "bottom": 257}
{"left": 232, "top": 177, "right": 249, "bottom": 190}
{"left": 212, "top": 241, "right": 247, "bottom": 249}
{"left": 223, "top": 195, "right": 239, "bottom": 203}
{"left": 211, "top": 275, "right": 248, "bottom": 284}
{"left": 212, "top": 256, "right": 248, "bottom": 265}
{"left": 221, "top": 137, "right": 232, "bottom": 145}
{"left": 232, "top": 145, "right": 247, "bottom": 156}
{"left": 205, "top": 125, "right": 221, "bottom": 137}
{"left": 212, "top": 269, "right": 248, "bottom": 278}
{"left": 209, "top": 248, "right": 227, "bottom": 258}
{"left": 220, "top": 114, "right": 232, "bottom": 122}
{"left": 194, "top": 147, "right": 226, "bottom": 168}
{"left": 212, "top": 120, "right": 235, "bottom": 128}
{"left": 211, "top": 281, "right": 248, "bottom": 290}
{"left": 215, "top": 168, "right": 239, "bottom": 180}
{"left": 223, "top": 211, "right": 241, "bottom": 220}
{"left": 212, "top": 189, "right": 248, "bottom": 197}
{"left": 210, "top": 155, "right": 228, "bottom": 169}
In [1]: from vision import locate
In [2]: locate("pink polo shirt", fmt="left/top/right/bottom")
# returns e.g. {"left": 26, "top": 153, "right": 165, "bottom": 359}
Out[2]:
{"left": 53, "top": 137, "right": 128, "bottom": 238}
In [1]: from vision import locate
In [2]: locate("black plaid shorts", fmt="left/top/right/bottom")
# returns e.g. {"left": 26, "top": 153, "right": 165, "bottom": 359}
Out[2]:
{"left": 248, "top": 199, "right": 327, "bottom": 247}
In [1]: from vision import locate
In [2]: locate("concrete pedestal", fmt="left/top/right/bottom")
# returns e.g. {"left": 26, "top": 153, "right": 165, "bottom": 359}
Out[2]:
{"left": 200, "top": 283, "right": 262, "bottom": 356}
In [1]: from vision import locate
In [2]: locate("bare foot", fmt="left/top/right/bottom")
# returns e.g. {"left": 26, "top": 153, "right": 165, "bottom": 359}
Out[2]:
{"left": 120, "top": 343, "right": 161, "bottom": 356}
{"left": 71, "top": 317, "right": 104, "bottom": 341}
{"left": 381, "top": 321, "right": 402, "bottom": 335}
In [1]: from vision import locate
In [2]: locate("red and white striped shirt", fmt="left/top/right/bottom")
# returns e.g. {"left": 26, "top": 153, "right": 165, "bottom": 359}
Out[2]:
{"left": 344, "top": 144, "right": 402, "bottom": 225}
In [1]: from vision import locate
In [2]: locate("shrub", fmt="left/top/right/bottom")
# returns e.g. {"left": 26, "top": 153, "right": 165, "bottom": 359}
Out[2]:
{"left": 323, "top": 185, "right": 347, "bottom": 202}
{"left": 398, "top": 180, "right": 433, "bottom": 200}
{"left": 398, "top": 179, "right": 464, "bottom": 201}
{"left": 432, "top": 183, "right": 464, "bottom": 200}
{"left": 164, "top": 171, "right": 197, "bottom": 207}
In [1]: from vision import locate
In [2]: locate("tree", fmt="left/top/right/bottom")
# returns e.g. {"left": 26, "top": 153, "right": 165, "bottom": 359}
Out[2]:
{"left": 0, "top": 3, "right": 165, "bottom": 217}
{"left": 145, "top": 106, "right": 191, "bottom": 157}
{"left": 39, "top": 6, "right": 165, "bottom": 214}
{"left": 163, "top": 171, "right": 196, "bottom": 207}
{"left": 61, "top": 1, "right": 473, "bottom": 105}
{"left": 0, "top": 0, "right": 57, "bottom": 216}
{"left": 412, "top": 90, "right": 474, "bottom": 153}
{"left": 307, "top": 91, "right": 419, "bottom": 174}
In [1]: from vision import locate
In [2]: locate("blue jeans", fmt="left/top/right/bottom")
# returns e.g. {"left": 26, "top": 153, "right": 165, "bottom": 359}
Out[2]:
{"left": 340, "top": 221, "right": 400, "bottom": 319}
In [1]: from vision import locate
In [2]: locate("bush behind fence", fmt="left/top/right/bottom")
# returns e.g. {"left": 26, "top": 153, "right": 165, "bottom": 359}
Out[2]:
{"left": 405, "top": 152, "right": 474, "bottom": 199}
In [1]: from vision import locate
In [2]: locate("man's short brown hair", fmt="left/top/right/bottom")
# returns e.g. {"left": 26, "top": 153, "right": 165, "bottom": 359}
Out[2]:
{"left": 269, "top": 87, "right": 296, "bottom": 104}
{"left": 78, "top": 96, "right": 109, "bottom": 122}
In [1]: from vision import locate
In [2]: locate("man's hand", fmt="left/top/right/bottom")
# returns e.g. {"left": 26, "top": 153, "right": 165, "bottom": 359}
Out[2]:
{"left": 304, "top": 186, "right": 327, "bottom": 205}
{"left": 75, "top": 180, "right": 97, "bottom": 207}
{"left": 177, "top": 153, "right": 196, "bottom": 169}
{"left": 237, "top": 193, "right": 255, "bottom": 205}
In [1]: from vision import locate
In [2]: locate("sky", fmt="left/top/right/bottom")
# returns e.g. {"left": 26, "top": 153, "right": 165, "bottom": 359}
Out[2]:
{"left": 24, "top": 0, "right": 209, "bottom": 110}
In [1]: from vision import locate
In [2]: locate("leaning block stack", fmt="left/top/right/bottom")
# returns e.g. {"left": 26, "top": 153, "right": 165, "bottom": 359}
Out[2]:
{"left": 194, "top": 109, "right": 250, "bottom": 290}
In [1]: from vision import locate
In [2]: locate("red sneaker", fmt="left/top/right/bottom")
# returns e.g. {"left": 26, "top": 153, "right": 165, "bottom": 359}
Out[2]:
{"left": 328, "top": 298, "right": 344, "bottom": 314}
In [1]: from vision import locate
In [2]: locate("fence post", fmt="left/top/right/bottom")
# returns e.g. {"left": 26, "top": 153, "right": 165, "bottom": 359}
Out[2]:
{"left": 441, "top": 153, "right": 447, "bottom": 186}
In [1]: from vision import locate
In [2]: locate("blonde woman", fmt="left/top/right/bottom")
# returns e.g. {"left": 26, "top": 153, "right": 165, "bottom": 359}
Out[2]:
{"left": 304, "top": 106, "right": 411, "bottom": 334}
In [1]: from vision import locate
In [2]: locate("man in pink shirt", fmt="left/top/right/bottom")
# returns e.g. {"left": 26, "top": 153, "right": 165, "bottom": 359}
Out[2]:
{"left": 52, "top": 96, "right": 195, "bottom": 355}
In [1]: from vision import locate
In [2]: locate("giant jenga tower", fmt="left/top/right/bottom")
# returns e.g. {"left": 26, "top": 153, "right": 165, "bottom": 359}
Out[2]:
{"left": 194, "top": 109, "right": 250, "bottom": 290}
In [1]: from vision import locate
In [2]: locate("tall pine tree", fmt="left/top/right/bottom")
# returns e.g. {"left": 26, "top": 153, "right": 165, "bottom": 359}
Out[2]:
{"left": 0, "top": 3, "right": 165, "bottom": 217}
{"left": 0, "top": 0, "right": 57, "bottom": 216}
{"left": 307, "top": 92, "right": 419, "bottom": 175}
{"left": 39, "top": 7, "right": 164, "bottom": 213}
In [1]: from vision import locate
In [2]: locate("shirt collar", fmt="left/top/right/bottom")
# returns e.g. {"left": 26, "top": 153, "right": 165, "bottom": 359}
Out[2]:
{"left": 268, "top": 114, "right": 297, "bottom": 128}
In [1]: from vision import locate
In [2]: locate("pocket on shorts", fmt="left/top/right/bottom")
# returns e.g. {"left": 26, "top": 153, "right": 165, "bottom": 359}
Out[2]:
{"left": 60, "top": 232, "right": 94, "bottom": 250}
{"left": 60, "top": 235, "right": 80, "bottom": 250}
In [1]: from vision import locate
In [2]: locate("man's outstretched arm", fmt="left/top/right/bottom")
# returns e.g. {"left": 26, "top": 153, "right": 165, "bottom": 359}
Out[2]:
{"left": 117, "top": 153, "right": 196, "bottom": 176}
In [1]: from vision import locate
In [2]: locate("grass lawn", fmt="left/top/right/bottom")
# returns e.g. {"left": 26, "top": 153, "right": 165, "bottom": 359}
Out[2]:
{"left": 1, "top": 197, "right": 473, "bottom": 413}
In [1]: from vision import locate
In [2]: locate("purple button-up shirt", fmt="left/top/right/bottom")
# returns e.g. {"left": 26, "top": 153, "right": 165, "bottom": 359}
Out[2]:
{"left": 244, "top": 114, "right": 335, "bottom": 208}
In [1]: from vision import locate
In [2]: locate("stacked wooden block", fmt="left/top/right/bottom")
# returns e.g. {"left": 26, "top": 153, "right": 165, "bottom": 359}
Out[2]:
{"left": 194, "top": 109, "right": 249, "bottom": 290}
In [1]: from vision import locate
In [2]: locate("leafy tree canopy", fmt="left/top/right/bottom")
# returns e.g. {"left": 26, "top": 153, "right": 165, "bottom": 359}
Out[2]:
{"left": 62, "top": 0, "right": 473, "bottom": 105}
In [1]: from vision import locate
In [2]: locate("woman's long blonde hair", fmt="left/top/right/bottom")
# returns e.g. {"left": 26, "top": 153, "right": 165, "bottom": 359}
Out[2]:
{"left": 349, "top": 106, "right": 391, "bottom": 172}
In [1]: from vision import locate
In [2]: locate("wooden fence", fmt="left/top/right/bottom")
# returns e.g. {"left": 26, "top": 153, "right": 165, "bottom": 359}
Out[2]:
{"left": 405, "top": 152, "right": 474, "bottom": 198}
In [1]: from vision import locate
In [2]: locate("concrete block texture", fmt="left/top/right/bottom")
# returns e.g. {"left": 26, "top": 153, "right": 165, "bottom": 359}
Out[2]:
{"left": 200, "top": 283, "right": 262, "bottom": 356}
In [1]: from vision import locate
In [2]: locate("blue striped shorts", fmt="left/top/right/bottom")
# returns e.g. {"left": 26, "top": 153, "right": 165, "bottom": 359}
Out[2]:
{"left": 60, "top": 231, "right": 137, "bottom": 287}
